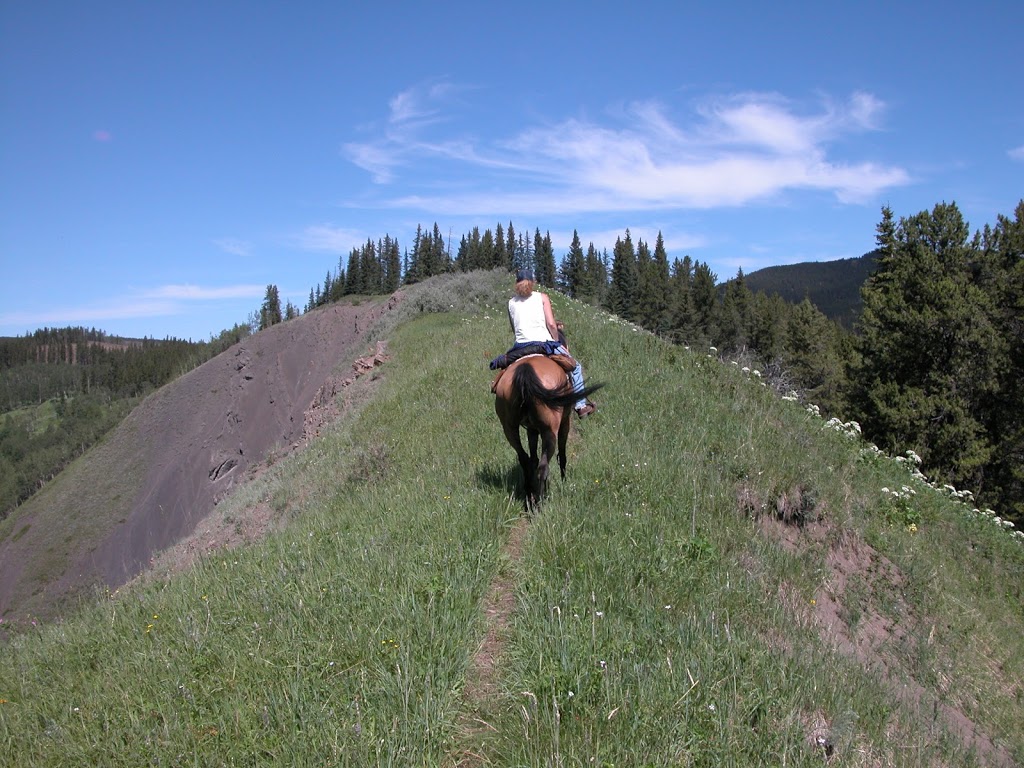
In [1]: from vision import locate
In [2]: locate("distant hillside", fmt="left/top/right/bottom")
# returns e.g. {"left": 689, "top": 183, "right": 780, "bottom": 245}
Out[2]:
{"left": 739, "top": 250, "right": 880, "bottom": 328}
{"left": 0, "top": 298, "right": 399, "bottom": 620}
{"left": 0, "top": 327, "right": 146, "bottom": 367}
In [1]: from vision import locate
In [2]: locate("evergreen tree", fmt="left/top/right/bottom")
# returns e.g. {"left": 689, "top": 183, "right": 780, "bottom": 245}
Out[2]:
{"left": 582, "top": 244, "right": 609, "bottom": 307}
{"left": 749, "top": 292, "right": 788, "bottom": 365}
{"left": 638, "top": 232, "right": 671, "bottom": 334}
{"left": 480, "top": 229, "right": 496, "bottom": 272}
{"left": 330, "top": 260, "right": 346, "bottom": 302}
{"left": 978, "top": 200, "right": 1024, "bottom": 522}
{"left": 470, "top": 227, "right": 484, "bottom": 271}
{"left": 668, "top": 256, "right": 698, "bottom": 344}
{"left": 494, "top": 222, "right": 508, "bottom": 270}
{"left": 427, "top": 223, "right": 451, "bottom": 277}
{"left": 405, "top": 225, "right": 424, "bottom": 285}
{"left": 345, "top": 248, "right": 362, "bottom": 294}
{"left": 691, "top": 261, "right": 719, "bottom": 343}
{"left": 382, "top": 235, "right": 402, "bottom": 292}
{"left": 322, "top": 270, "right": 334, "bottom": 305}
{"left": 455, "top": 234, "right": 470, "bottom": 272}
{"left": 854, "top": 202, "right": 1002, "bottom": 493}
{"left": 360, "top": 239, "right": 381, "bottom": 293}
{"left": 559, "top": 230, "right": 586, "bottom": 297}
{"left": 534, "top": 229, "right": 556, "bottom": 286}
{"left": 259, "top": 285, "right": 282, "bottom": 330}
{"left": 523, "top": 232, "right": 533, "bottom": 275}
{"left": 784, "top": 298, "right": 846, "bottom": 412}
{"left": 719, "top": 268, "right": 753, "bottom": 352}
{"left": 634, "top": 238, "right": 654, "bottom": 324}
{"left": 454, "top": 228, "right": 468, "bottom": 274}
{"left": 333, "top": 254, "right": 347, "bottom": 301}
{"left": 607, "top": 230, "right": 638, "bottom": 319}
{"left": 506, "top": 222, "right": 518, "bottom": 272}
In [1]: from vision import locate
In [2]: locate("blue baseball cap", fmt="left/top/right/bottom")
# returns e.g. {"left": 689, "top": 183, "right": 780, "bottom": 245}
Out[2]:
{"left": 516, "top": 268, "right": 535, "bottom": 282}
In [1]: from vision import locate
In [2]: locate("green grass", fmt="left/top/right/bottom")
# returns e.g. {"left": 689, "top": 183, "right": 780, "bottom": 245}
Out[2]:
{"left": 3, "top": 401, "right": 59, "bottom": 436}
{"left": 1, "top": 270, "right": 1022, "bottom": 766}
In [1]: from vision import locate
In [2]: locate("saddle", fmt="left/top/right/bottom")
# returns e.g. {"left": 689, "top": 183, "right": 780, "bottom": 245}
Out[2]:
{"left": 489, "top": 350, "right": 577, "bottom": 393}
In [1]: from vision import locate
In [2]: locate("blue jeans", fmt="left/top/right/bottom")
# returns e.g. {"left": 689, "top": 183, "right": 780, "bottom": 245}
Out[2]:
{"left": 558, "top": 346, "right": 588, "bottom": 410}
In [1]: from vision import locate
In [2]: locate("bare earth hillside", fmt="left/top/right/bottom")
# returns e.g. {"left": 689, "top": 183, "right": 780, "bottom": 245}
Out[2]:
{"left": 0, "top": 296, "right": 401, "bottom": 622}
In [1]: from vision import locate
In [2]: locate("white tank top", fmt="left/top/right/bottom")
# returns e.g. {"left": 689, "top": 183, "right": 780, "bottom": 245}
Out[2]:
{"left": 509, "top": 292, "right": 554, "bottom": 344}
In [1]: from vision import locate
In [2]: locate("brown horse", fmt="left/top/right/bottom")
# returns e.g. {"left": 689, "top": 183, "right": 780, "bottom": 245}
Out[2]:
{"left": 494, "top": 355, "right": 603, "bottom": 505}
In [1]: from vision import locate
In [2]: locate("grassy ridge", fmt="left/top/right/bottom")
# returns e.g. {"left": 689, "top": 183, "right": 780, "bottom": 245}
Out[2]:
{"left": 1, "top": 270, "right": 1022, "bottom": 766}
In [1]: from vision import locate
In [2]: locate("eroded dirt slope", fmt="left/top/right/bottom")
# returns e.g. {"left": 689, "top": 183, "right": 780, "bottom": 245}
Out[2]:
{"left": 0, "top": 297, "right": 400, "bottom": 622}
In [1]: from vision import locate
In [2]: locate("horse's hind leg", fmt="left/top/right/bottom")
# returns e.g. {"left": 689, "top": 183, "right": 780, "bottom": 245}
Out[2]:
{"left": 519, "top": 427, "right": 541, "bottom": 503}
{"left": 536, "top": 427, "right": 557, "bottom": 498}
{"left": 504, "top": 422, "right": 535, "bottom": 499}
{"left": 557, "top": 408, "right": 570, "bottom": 479}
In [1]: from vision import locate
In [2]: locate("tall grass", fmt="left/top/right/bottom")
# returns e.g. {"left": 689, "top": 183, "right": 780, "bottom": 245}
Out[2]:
{"left": 1, "top": 270, "right": 1021, "bottom": 766}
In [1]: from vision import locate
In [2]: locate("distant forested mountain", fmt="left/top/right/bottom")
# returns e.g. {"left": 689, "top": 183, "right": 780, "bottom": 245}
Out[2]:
{"left": 0, "top": 324, "right": 252, "bottom": 518}
{"left": 740, "top": 251, "right": 880, "bottom": 328}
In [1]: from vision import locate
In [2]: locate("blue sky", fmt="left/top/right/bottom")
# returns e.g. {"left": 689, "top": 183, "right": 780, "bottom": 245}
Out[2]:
{"left": 2, "top": 2, "right": 1022, "bottom": 341}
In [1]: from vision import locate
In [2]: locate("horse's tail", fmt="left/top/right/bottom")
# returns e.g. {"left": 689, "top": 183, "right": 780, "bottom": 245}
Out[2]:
{"left": 512, "top": 362, "right": 605, "bottom": 411}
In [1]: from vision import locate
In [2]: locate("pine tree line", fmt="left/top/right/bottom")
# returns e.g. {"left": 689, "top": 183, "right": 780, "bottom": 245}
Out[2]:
{"left": 276, "top": 219, "right": 850, "bottom": 421}
{"left": 0, "top": 326, "right": 251, "bottom": 410}
{"left": 293, "top": 222, "right": 564, "bottom": 317}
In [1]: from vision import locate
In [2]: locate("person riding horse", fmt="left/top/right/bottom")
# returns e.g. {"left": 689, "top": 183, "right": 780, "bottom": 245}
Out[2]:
{"left": 497, "top": 268, "right": 596, "bottom": 418}
{"left": 492, "top": 270, "right": 603, "bottom": 503}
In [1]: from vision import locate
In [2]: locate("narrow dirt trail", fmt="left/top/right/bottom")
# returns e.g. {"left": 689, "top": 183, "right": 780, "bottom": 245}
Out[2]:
{"left": 447, "top": 515, "right": 530, "bottom": 767}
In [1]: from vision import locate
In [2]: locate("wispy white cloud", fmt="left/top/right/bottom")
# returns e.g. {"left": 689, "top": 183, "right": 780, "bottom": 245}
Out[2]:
{"left": 144, "top": 284, "right": 265, "bottom": 300}
{"left": 344, "top": 143, "right": 402, "bottom": 184}
{"left": 339, "top": 79, "right": 491, "bottom": 185}
{"left": 387, "top": 81, "right": 465, "bottom": 130}
{"left": 294, "top": 224, "right": 365, "bottom": 254}
{"left": 0, "top": 301, "right": 178, "bottom": 328}
{"left": 213, "top": 237, "right": 251, "bottom": 257}
{"left": 1009, "top": 145, "right": 1024, "bottom": 161}
{"left": 343, "top": 86, "right": 909, "bottom": 215}
{"left": 567, "top": 226, "right": 708, "bottom": 255}
{"left": 343, "top": 80, "right": 471, "bottom": 183}
{"left": 846, "top": 91, "right": 886, "bottom": 130}
{"left": 0, "top": 284, "right": 265, "bottom": 330}
{"left": 388, "top": 82, "right": 453, "bottom": 126}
